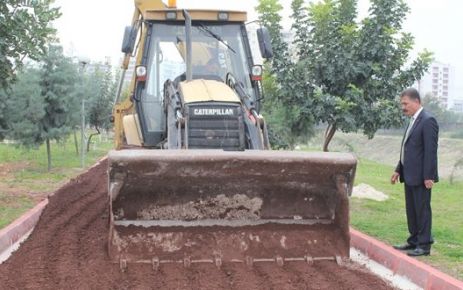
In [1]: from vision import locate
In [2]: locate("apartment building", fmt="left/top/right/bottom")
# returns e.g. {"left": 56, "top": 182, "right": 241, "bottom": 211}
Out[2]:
{"left": 416, "top": 61, "right": 456, "bottom": 110}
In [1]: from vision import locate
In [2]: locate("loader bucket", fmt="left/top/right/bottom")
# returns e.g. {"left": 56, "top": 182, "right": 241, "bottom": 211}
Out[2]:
{"left": 108, "top": 150, "right": 357, "bottom": 269}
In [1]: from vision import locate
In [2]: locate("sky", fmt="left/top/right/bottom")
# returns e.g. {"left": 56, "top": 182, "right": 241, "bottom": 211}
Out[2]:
{"left": 53, "top": 0, "right": 463, "bottom": 94}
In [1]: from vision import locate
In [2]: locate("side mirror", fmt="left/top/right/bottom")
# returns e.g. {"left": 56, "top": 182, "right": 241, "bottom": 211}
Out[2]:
{"left": 257, "top": 27, "right": 273, "bottom": 59}
{"left": 121, "top": 25, "right": 138, "bottom": 54}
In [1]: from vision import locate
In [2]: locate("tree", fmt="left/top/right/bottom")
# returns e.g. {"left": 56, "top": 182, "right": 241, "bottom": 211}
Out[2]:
{"left": 257, "top": 0, "right": 432, "bottom": 151}
{"left": 422, "top": 93, "right": 459, "bottom": 127}
{"left": 256, "top": 0, "right": 316, "bottom": 148}
{"left": 3, "top": 66, "right": 45, "bottom": 145}
{"left": 39, "top": 46, "right": 80, "bottom": 170}
{"left": 5, "top": 46, "right": 80, "bottom": 171}
{"left": 84, "top": 64, "right": 115, "bottom": 152}
{"left": 0, "top": 91, "right": 9, "bottom": 140}
{"left": 0, "top": 0, "right": 61, "bottom": 89}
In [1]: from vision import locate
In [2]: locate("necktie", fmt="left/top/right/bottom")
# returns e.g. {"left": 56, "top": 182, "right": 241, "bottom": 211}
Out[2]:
{"left": 400, "top": 117, "right": 414, "bottom": 165}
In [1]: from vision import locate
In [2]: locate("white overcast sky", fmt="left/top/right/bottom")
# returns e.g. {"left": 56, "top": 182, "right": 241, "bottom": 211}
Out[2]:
{"left": 53, "top": 0, "right": 463, "bottom": 92}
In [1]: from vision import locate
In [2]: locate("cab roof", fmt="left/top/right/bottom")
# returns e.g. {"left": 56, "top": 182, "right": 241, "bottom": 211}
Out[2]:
{"left": 144, "top": 9, "right": 247, "bottom": 22}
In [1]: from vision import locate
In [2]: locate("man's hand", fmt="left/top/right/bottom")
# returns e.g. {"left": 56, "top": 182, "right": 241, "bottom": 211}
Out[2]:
{"left": 391, "top": 172, "right": 400, "bottom": 184}
{"left": 424, "top": 179, "right": 434, "bottom": 189}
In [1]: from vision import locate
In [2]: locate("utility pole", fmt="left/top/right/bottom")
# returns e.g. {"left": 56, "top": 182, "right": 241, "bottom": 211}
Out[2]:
{"left": 81, "top": 99, "right": 86, "bottom": 168}
{"left": 79, "top": 60, "right": 89, "bottom": 168}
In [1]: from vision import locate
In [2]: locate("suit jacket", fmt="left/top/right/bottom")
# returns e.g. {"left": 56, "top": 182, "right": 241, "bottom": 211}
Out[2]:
{"left": 395, "top": 109, "right": 439, "bottom": 186}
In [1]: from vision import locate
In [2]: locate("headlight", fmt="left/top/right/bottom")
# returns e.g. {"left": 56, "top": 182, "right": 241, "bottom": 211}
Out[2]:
{"left": 218, "top": 12, "right": 229, "bottom": 21}
{"left": 136, "top": 65, "right": 147, "bottom": 82}
{"left": 251, "top": 65, "right": 263, "bottom": 81}
{"left": 166, "top": 11, "right": 177, "bottom": 20}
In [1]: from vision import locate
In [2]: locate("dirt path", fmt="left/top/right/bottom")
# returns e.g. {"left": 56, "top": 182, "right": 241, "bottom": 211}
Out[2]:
{"left": 0, "top": 160, "right": 393, "bottom": 289}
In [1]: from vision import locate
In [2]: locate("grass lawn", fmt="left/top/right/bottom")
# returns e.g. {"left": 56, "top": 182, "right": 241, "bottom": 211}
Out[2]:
{"left": 351, "top": 158, "right": 463, "bottom": 280}
{"left": 0, "top": 192, "right": 34, "bottom": 229}
{"left": 0, "top": 133, "right": 113, "bottom": 229}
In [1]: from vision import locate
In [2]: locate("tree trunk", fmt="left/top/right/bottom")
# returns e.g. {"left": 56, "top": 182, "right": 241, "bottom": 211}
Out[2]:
{"left": 74, "top": 130, "right": 79, "bottom": 155}
{"left": 323, "top": 123, "right": 337, "bottom": 152}
{"left": 46, "top": 138, "right": 52, "bottom": 172}
{"left": 86, "top": 127, "right": 100, "bottom": 152}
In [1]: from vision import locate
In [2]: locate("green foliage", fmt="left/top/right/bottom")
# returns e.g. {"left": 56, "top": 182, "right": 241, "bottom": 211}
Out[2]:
{"left": 0, "top": 97, "right": 6, "bottom": 140}
{"left": 2, "top": 45, "right": 80, "bottom": 170}
{"left": 257, "top": 0, "right": 432, "bottom": 150}
{"left": 306, "top": 0, "right": 432, "bottom": 140}
{"left": 422, "top": 93, "right": 460, "bottom": 126}
{"left": 291, "top": 0, "right": 309, "bottom": 56}
{"left": 84, "top": 64, "right": 115, "bottom": 132}
{"left": 1, "top": 47, "right": 116, "bottom": 168}
{"left": 0, "top": 0, "right": 61, "bottom": 89}
{"left": 256, "top": 0, "right": 291, "bottom": 80}
{"left": 79, "top": 63, "right": 116, "bottom": 151}
{"left": 3, "top": 67, "right": 45, "bottom": 145}
{"left": 257, "top": 0, "right": 316, "bottom": 148}
{"left": 38, "top": 46, "right": 80, "bottom": 145}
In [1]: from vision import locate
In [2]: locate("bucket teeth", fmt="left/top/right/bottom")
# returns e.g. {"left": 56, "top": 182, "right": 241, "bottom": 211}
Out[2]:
{"left": 245, "top": 256, "right": 254, "bottom": 267}
{"left": 152, "top": 257, "right": 160, "bottom": 271}
{"left": 183, "top": 257, "right": 191, "bottom": 268}
{"left": 214, "top": 256, "right": 222, "bottom": 268}
{"left": 305, "top": 256, "right": 314, "bottom": 265}
{"left": 115, "top": 254, "right": 344, "bottom": 270}
{"left": 276, "top": 256, "right": 284, "bottom": 266}
{"left": 120, "top": 259, "right": 127, "bottom": 271}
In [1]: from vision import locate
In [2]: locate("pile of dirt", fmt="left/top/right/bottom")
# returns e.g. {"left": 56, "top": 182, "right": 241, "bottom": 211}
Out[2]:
{"left": 352, "top": 183, "right": 389, "bottom": 201}
{"left": 0, "top": 160, "right": 393, "bottom": 289}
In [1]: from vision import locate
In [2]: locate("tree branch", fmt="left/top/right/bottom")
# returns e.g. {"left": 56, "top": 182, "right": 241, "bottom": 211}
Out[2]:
{"left": 86, "top": 127, "right": 100, "bottom": 152}
{"left": 323, "top": 122, "right": 337, "bottom": 152}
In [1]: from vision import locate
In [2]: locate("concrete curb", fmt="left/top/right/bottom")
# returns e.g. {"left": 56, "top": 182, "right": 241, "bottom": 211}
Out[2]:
{"left": 350, "top": 227, "right": 463, "bottom": 290}
{"left": 0, "top": 199, "right": 48, "bottom": 256}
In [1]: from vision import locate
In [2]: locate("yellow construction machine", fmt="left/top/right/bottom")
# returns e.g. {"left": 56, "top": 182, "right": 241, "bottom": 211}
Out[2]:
{"left": 109, "top": 0, "right": 357, "bottom": 271}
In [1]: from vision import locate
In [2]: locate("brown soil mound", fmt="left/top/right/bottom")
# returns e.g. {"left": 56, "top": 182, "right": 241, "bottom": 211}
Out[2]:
{"left": 0, "top": 160, "right": 393, "bottom": 289}
{"left": 136, "top": 194, "right": 263, "bottom": 220}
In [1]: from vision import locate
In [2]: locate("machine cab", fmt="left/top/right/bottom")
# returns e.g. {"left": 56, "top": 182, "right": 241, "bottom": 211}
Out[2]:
{"left": 119, "top": 9, "right": 272, "bottom": 148}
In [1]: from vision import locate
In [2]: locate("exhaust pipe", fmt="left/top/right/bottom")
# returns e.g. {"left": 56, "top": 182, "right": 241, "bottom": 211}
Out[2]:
{"left": 183, "top": 10, "right": 192, "bottom": 81}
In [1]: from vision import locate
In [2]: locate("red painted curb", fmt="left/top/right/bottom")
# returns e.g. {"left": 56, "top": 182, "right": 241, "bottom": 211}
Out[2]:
{"left": 350, "top": 227, "right": 463, "bottom": 290}
{"left": 0, "top": 199, "right": 48, "bottom": 256}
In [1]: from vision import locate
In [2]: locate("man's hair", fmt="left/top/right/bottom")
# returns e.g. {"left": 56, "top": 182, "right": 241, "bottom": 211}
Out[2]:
{"left": 400, "top": 87, "right": 421, "bottom": 103}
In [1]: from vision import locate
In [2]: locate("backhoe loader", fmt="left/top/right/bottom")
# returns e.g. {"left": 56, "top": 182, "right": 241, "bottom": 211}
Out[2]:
{"left": 109, "top": 0, "right": 357, "bottom": 270}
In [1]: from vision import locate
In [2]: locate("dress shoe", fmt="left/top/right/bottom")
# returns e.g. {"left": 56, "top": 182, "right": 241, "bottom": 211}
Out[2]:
{"left": 393, "top": 243, "right": 416, "bottom": 251}
{"left": 407, "top": 247, "right": 430, "bottom": 257}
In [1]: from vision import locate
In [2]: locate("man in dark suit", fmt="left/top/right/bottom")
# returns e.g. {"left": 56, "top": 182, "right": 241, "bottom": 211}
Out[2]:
{"left": 391, "top": 88, "right": 439, "bottom": 257}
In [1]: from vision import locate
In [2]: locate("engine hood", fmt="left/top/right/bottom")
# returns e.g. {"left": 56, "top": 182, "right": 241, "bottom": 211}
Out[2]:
{"left": 179, "top": 79, "right": 240, "bottom": 104}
